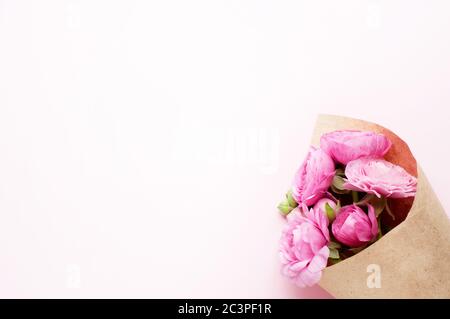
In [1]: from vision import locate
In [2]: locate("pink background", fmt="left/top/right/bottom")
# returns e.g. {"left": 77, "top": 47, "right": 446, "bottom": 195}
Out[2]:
{"left": 0, "top": 0, "right": 449, "bottom": 298}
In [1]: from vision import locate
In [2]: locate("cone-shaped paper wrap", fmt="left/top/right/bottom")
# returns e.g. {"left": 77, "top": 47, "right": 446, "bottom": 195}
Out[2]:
{"left": 312, "top": 115, "right": 450, "bottom": 298}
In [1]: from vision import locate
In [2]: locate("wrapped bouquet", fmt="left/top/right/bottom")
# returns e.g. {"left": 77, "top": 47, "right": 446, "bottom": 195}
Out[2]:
{"left": 277, "top": 114, "right": 450, "bottom": 298}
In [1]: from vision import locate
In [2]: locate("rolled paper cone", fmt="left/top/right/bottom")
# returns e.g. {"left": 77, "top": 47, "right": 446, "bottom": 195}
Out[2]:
{"left": 312, "top": 114, "right": 450, "bottom": 298}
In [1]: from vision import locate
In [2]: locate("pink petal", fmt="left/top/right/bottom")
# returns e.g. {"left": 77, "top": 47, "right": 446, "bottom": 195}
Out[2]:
{"left": 296, "top": 268, "right": 322, "bottom": 287}
{"left": 308, "top": 246, "right": 329, "bottom": 273}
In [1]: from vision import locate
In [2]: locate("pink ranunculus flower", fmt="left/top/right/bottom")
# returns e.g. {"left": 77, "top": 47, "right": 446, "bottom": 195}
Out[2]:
{"left": 320, "top": 130, "right": 392, "bottom": 165}
{"left": 344, "top": 157, "right": 417, "bottom": 198}
{"left": 292, "top": 147, "right": 335, "bottom": 207}
{"left": 280, "top": 206, "right": 330, "bottom": 287}
{"left": 332, "top": 204, "right": 378, "bottom": 248}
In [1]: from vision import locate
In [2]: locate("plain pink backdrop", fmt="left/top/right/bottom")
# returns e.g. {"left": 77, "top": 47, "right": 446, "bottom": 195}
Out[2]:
{"left": 0, "top": 0, "right": 449, "bottom": 298}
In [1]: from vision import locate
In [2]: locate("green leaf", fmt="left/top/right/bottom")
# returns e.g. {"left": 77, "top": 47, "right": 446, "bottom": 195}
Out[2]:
{"left": 332, "top": 175, "right": 347, "bottom": 191}
{"left": 286, "top": 190, "right": 298, "bottom": 208}
{"left": 331, "top": 184, "right": 350, "bottom": 195}
{"left": 328, "top": 241, "right": 341, "bottom": 249}
{"left": 325, "top": 203, "right": 336, "bottom": 222}
{"left": 329, "top": 248, "right": 340, "bottom": 259}
{"left": 277, "top": 190, "right": 299, "bottom": 216}
{"left": 328, "top": 258, "right": 342, "bottom": 266}
{"left": 347, "top": 246, "right": 366, "bottom": 254}
{"left": 335, "top": 168, "right": 345, "bottom": 177}
{"left": 372, "top": 197, "right": 387, "bottom": 218}
{"left": 277, "top": 200, "right": 294, "bottom": 215}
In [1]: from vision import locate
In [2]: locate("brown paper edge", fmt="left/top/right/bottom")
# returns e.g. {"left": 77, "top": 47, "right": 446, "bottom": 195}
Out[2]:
{"left": 313, "top": 114, "right": 450, "bottom": 298}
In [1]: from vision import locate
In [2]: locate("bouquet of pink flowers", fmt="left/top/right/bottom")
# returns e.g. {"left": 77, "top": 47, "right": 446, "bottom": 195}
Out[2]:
{"left": 277, "top": 115, "right": 450, "bottom": 298}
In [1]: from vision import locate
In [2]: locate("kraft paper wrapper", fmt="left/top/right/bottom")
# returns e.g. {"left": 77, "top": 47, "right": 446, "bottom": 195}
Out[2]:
{"left": 312, "top": 114, "right": 450, "bottom": 298}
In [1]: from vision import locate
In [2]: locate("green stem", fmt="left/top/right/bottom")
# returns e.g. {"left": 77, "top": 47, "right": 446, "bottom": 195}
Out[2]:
{"left": 354, "top": 194, "right": 375, "bottom": 206}
{"left": 328, "top": 258, "right": 342, "bottom": 266}
{"left": 377, "top": 218, "right": 383, "bottom": 240}
{"left": 385, "top": 200, "right": 396, "bottom": 220}
{"left": 352, "top": 191, "right": 359, "bottom": 203}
